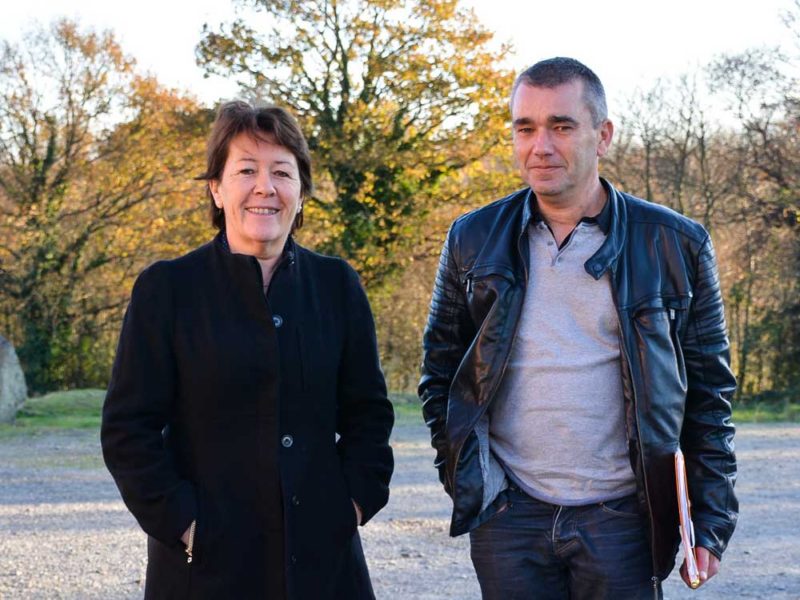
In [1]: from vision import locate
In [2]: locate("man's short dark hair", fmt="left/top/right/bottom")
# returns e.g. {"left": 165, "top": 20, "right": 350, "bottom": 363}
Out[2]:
{"left": 197, "top": 101, "right": 313, "bottom": 232}
{"left": 511, "top": 57, "right": 608, "bottom": 127}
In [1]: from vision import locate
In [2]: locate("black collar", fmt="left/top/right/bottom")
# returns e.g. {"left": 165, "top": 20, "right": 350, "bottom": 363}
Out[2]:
{"left": 528, "top": 179, "right": 612, "bottom": 235}
{"left": 216, "top": 230, "right": 296, "bottom": 265}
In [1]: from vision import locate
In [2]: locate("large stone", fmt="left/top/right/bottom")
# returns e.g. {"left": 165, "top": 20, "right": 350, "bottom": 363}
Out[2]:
{"left": 0, "top": 336, "right": 27, "bottom": 423}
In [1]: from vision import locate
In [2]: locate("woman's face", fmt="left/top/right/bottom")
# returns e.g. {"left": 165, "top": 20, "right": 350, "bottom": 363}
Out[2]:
{"left": 209, "top": 132, "right": 302, "bottom": 258}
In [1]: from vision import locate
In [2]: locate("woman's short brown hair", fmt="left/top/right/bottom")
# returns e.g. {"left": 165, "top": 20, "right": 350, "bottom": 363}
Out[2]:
{"left": 198, "top": 101, "right": 313, "bottom": 232}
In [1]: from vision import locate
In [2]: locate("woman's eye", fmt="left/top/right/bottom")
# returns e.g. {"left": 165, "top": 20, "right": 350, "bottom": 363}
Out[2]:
{"left": 274, "top": 170, "right": 292, "bottom": 178}
{"left": 238, "top": 168, "right": 255, "bottom": 175}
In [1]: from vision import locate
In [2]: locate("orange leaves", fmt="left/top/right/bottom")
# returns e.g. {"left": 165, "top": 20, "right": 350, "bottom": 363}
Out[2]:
{"left": 0, "top": 19, "right": 210, "bottom": 391}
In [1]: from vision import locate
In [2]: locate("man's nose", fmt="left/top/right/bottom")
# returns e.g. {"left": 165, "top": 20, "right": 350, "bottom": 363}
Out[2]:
{"left": 531, "top": 129, "right": 554, "bottom": 155}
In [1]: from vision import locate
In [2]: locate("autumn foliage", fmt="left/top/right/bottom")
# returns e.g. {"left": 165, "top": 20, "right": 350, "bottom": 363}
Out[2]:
{"left": 0, "top": 2, "right": 798, "bottom": 408}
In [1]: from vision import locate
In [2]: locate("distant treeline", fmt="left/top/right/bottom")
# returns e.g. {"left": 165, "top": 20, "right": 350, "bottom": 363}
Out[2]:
{"left": 1, "top": 2, "right": 798, "bottom": 408}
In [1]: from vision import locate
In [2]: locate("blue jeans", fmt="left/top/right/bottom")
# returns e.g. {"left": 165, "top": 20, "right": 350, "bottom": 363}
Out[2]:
{"left": 469, "top": 486, "right": 661, "bottom": 600}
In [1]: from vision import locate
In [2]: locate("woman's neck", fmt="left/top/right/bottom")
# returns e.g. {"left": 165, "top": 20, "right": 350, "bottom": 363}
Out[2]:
{"left": 257, "top": 255, "right": 281, "bottom": 292}
{"left": 223, "top": 233, "right": 288, "bottom": 293}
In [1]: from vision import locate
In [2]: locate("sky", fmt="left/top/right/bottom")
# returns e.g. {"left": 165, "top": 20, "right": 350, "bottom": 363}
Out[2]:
{"left": 1, "top": 0, "right": 797, "bottom": 122}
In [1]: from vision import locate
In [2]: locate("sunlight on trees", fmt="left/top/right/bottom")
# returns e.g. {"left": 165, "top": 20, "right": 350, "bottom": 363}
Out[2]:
{"left": 197, "top": 0, "right": 513, "bottom": 286}
{"left": 0, "top": 1, "right": 797, "bottom": 405}
{"left": 0, "top": 20, "right": 210, "bottom": 392}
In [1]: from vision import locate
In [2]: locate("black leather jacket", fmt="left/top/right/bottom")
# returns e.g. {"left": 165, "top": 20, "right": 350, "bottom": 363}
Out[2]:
{"left": 419, "top": 180, "right": 738, "bottom": 580}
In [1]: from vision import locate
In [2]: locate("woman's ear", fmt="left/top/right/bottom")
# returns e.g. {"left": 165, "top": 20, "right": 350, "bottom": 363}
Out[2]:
{"left": 209, "top": 180, "right": 223, "bottom": 209}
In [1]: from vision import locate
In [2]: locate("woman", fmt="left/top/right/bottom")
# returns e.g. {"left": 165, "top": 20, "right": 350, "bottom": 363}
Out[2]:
{"left": 101, "top": 101, "right": 394, "bottom": 599}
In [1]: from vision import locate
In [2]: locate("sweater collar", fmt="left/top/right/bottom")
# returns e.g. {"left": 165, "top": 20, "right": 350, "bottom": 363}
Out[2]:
{"left": 523, "top": 178, "right": 612, "bottom": 235}
{"left": 520, "top": 178, "right": 627, "bottom": 280}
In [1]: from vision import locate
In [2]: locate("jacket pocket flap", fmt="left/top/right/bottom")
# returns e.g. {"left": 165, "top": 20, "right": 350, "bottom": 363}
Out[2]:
{"left": 464, "top": 264, "right": 516, "bottom": 285}
{"left": 627, "top": 294, "right": 692, "bottom": 315}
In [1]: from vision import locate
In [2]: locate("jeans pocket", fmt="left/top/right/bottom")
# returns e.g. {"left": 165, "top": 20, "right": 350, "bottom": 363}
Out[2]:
{"left": 599, "top": 495, "right": 642, "bottom": 519}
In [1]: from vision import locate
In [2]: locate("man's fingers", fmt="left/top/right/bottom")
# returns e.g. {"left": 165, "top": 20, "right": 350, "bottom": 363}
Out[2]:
{"left": 696, "top": 547, "right": 709, "bottom": 582}
{"left": 696, "top": 547, "right": 720, "bottom": 583}
{"left": 679, "top": 559, "right": 692, "bottom": 588}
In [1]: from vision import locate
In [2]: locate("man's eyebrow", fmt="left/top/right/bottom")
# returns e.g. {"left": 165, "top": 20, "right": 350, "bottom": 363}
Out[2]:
{"left": 512, "top": 115, "right": 580, "bottom": 127}
{"left": 548, "top": 115, "right": 579, "bottom": 125}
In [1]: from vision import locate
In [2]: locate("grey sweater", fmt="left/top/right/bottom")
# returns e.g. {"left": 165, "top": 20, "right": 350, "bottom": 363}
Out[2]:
{"left": 489, "top": 220, "right": 636, "bottom": 505}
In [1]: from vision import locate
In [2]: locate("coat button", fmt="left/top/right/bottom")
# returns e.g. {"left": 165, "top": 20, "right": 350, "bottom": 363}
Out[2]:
{"left": 291, "top": 554, "right": 297, "bottom": 564}
{"left": 281, "top": 434, "right": 294, "bottom": 448}
{"left": 292, "top": 495, "right": 300, "bottom": 506}
{"left": 272, "top": 314, "right": 283, "bottom": 328}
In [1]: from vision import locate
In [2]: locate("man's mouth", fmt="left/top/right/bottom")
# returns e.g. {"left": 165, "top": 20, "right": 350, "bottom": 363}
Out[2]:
{"left": 246, "top": 207, "right": 279, "bottom": 215}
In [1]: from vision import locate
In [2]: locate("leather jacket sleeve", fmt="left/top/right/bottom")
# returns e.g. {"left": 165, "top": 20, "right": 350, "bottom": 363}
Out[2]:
{"left": 419, "top": 226, "right": 476, "bottom": 495}
{"left": 680, "top": 235, "right": 738, "bottom": 559}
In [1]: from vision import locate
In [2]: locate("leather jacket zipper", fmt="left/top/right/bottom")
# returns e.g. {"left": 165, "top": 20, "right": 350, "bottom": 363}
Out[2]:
{"left": 466, "top": 233, "right": 529, "bottom": 428}
{"left": 185, "top": 519, "right": 196, "bottom": 564}
{"left": 609, "top": 267, "right": 660, "bottom": 585}
{"left": 451, "top": 233, "right": 530, "bottom": 506}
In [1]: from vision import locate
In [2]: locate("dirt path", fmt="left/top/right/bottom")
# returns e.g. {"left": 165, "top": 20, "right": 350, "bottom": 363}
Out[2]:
{"left": 0, "top": 422, "right": 798, "bottom": 599}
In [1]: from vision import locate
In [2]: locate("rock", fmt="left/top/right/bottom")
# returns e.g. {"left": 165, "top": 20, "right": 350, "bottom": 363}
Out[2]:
{"left": 0, "top": 335, "right": 27, "bottom": 423}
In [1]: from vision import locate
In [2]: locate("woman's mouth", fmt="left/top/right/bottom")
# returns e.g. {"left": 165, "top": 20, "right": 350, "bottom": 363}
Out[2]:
{"left": 246, "top": 207, "right": 279, "bottom": 215}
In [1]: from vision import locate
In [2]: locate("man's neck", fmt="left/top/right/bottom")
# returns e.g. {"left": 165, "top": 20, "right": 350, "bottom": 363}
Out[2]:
{"left": 536, "top": 181, "right": 607, "bottom": 246}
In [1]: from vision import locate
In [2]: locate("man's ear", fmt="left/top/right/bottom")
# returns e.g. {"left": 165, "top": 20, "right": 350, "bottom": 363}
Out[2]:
{"left": 596, "top": 119, "right": 614, "bottom": 158}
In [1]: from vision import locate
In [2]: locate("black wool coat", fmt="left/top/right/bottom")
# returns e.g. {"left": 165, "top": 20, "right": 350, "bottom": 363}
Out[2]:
{"left": 101, "top": 234, "right": 394, "bottom": 599}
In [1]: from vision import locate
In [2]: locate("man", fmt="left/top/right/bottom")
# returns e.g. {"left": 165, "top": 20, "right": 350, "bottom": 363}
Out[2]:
{"left": 419, "top": 57, "right": 737, "bottom": 599}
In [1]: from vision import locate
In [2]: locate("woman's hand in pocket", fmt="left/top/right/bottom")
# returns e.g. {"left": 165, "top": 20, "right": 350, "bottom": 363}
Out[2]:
{"left": 352, "top": 500, "right": 363, "bottom": 527}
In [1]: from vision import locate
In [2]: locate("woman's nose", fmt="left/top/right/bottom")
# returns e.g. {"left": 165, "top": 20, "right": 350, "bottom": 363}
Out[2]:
{"left": 254, "top": 171, "right": 276, "bottom": 196}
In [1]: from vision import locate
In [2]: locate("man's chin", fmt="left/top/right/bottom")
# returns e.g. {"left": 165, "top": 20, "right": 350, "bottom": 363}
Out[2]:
{"left": 528, "top": 182, "right": 565, "bottom": 198}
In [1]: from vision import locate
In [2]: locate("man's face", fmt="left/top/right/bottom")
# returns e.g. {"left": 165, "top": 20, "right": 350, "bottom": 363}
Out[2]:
{"left": 511, "top": 80, "right": 612, "bottom": 203}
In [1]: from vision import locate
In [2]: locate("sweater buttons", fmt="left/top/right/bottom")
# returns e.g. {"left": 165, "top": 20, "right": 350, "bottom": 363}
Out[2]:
{"left": 291, "top": 495, "right": 300, "bottom": 506}
{"left": 281, "top": 434, "right": 294, "bottom": 448}
{"left": 272, "top": 314, "right": 283, "bottom": 328}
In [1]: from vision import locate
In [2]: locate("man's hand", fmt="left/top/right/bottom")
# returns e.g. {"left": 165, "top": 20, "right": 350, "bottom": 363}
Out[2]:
{"left": 352, "top": 499, "right": 363, "bottom": 527}
{"left": 680, "top": 547, "right": 719, "bottom": 588}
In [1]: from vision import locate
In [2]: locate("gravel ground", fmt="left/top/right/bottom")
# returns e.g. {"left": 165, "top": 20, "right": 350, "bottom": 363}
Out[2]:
{"left": 0, "top": 421, "right": 798, "bottom": 599}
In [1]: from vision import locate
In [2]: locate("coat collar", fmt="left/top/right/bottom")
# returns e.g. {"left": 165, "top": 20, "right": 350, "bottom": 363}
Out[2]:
{"left": 213, "top": 230, "right": 297, "bottom": 268}
{"left": 210, "top": 230, "right": 299, "bottom": 292}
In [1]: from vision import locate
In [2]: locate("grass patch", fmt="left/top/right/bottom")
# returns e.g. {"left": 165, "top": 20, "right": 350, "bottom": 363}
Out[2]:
{"left": 390, "top": 392, "right": 423, "bottom": 426}
{"left": 394, "top": 392, "right": 800, "bottom": 425}
{"left": 393, "top": 401, "right": 423, "bottom": 424}
{"left": 8, "top": 389, "right": 791, "bottom": 437}
{"left": 0, "top": 389, "right": 105, "bottom": 436}
{"left": 733, "top": 403, "right": 800, "bottom": 423}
